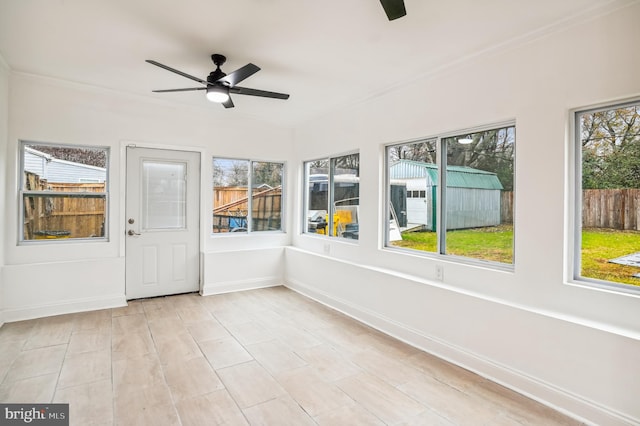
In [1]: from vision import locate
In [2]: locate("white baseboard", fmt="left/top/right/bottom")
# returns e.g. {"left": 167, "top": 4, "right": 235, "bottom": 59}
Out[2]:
{"left": 284, "top": 278, "right": 637, "bottom": 426}
{"left": 201, "top": 276, "right": 281, "bottom": 296}
{"left": 1, "top": 294, "right": 127, "bottom": 323}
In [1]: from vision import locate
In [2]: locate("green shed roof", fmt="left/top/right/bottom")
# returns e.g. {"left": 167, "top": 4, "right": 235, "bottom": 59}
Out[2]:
{"left": 389, "top": 159, "right": 503, "bottom": 190}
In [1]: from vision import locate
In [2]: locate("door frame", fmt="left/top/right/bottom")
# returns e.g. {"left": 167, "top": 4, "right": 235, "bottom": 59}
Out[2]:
{"left": 119, "top": 141, "right": 206, "bottom": 296}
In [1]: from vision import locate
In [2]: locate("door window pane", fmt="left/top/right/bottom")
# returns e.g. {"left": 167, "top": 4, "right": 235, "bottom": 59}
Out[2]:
{"left": 142, "top": 161, "right": 186, "bottom": 230}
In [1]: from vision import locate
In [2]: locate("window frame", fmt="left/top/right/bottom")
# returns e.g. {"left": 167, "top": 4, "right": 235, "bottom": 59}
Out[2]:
{"left": 211, "top": 156, "right": 286, "bottom": 235}
{"left": 18, "top": 140, "right": 110, "bottom": 244}
{"left": 384, "top": 121, "right": 516, "bottom": 270}
{"left": 572, "top": 99, "right": 640, "bottom": 295}
{"left": 302, "top": 151, "right": 360, "bottom": 240}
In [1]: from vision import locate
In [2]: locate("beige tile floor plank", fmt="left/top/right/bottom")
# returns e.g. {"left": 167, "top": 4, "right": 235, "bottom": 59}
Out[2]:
{"left": 0, "top": 373, "right": 58, "bottom": 403}
{"left": 3, "top": 344, "right": 67, "bottom": 383}
{"left": 174, "top": 389, "right": 248, "bottom": 426}
{"left": 242, "top": 395, "right": 316, "bottom": 426}
{"left": 146, "top": 314, "right": 188, "bottom": 337}
{"left": 112, "top": 330, "right": 156, "bottom": 360}
{"left": 186, "top": 319, "right": 230, "bottom": 343}
{"left": 0, "top": 342, "right": 25, "bottom": 383}
{"left": 153, "top": 332, "right": 202, "bottom": 365}
{"left": 162, "top": 356, "right": 224, "bottom": 402}
{"left": 211, "top": 307, "right": 255, "bottom": 326}
{"left": 199, "top": 337, "right": 253, "bottom": 370}
{"left": 176, "top": 305, "right": 213, "bottom": 323}
{"left": 58, "top": 349, "right": 111, "bottom": 389}
{"left": 114, "top": 384, "right": 179, "bottom": 426}
{"left": 53, "top": 378, "right": 113, "bottom": 426}
{"left": 245, "top": 339, "right": 307, "bottom": 375}
{"left": 72, "top": 309, "right": 112, "bottom": 331}
{"left": 275, "top": 366, "right": 354, "bottom": 418}
{"left": 224, "top": 320, "right": 274, "bottom": 345}
{"left": 143, "top": 304, "right": 180, "bottom": 323}
{"left": 23, "top": 315, "right": 74, "bottom": 349}
{"left": 271, "top": 324, "right": 322, "bottom": 350}
{"left": 295, "top": 343, "right": 362, "bottom": 382}
{"left": 111, "top": 301, "right": 144, "bottom": 318}
{"left": 336, "top": 372, "right": 426, "bottom": 424}
{"left": 0, "top": 286, "right": 582, "bottom": 425}
{"left": 112, "top": 353, "right": 165, "bottom": 395}
{"left": 351, "top": 348, "right": 420, "bottom": 387}
{"left": 216, "top": 360, "right": 286, "bottom": 408}
{"left": 0, "top": 320, "right": 35, "bottom": 343}
{"left": 67, "top": 329, "right": 111, "bottom": 354}
{"left": 398, "top": 372, "right": 506, "bottom": 425}
{"left": 399, "top": 409, "right": 457, "bottom": 426}
{"left": 313, "top": 403, "right": 386, "bottom": 425}
{"left": 111, "top": 313, "right": 148, "bottom": 335}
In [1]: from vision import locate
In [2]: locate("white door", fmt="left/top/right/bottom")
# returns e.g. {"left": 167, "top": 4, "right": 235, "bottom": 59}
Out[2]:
{"left": 125, "top": 146, "right": 200, "bottom": 299}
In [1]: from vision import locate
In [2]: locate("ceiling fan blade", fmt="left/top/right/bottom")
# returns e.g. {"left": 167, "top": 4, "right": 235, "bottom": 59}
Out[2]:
{"left": 217, "top": 63, "right": 260, "bottom": 87}
{"left": 152, "top": 87, "right": 206, "bottom": 93}
{"left": 230, "top": 86, "right": 289, "bottom": 100}
{"left": 379, "top": 0, "right": 406, "bottom": 20}
{"left": 146, "top": 60, "right": 208, "bottom": 86}
{"left": 222, "top": 97, "right": 235, "bottom": 109}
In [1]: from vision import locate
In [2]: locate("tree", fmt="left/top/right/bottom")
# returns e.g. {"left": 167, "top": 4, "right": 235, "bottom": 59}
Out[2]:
{"left": 212, "top": 159, "right": 248, "bottom": 187}
{"left": 581, "top": 105, "right": 640, "bottom": 189}
{"left": 253, "top": 162, "right": 283, "bottom": 188}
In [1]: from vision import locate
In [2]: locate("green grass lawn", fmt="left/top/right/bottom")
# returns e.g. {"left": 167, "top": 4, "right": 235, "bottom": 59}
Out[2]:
{"left": 392, "top": 226, "right": 640, "bottom": 287}
{"left": 581, "top": 228, "right": 640, "bottom": 286}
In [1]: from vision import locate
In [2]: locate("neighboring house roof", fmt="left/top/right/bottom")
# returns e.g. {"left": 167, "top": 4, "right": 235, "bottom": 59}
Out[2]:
{"left": 24, "top": 147, "right": 107, "bottom": 183}
{"left": 389, "top": 159, "right": 503, "bottom": 190}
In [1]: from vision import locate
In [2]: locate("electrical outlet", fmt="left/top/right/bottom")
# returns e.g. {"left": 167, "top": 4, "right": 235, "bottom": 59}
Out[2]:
{"left": 323, "top": 243, "right": 331, "bottom": 254}
{"left": 435, "top": 264, "right": 444, "bottom": 281}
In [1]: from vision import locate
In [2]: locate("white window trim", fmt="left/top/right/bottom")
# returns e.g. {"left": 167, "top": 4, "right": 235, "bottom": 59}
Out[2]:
{"left": 570, "top": 99, "right": 640, "bottom": 295}
{"left": 302, "top": 151, "right": 360, "bottom": 240}
{"left": 18, "top": 140, "right": 110, "bottom": 244}
{"left": 383, "top": 120, "right": 516, "bottom": 270}
{"left": 211, "top": 157, "right": 286, "bottom": 235}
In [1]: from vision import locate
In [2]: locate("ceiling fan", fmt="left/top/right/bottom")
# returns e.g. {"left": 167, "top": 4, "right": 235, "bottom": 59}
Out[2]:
{"left": 146, "top": 54, "right": 289, "bottom": 109}
{"left": 380, "top": 0, "right": 406, "bottom": 20}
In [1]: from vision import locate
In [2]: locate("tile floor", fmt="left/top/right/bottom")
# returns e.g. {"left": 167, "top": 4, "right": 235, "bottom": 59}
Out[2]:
{"left": 0, "top": 286, "right": 582, "bottom": 425}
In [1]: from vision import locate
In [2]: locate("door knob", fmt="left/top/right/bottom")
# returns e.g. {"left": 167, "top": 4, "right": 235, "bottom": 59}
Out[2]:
{"left": 127, "top": 229, "right": 141, "bottom": 236}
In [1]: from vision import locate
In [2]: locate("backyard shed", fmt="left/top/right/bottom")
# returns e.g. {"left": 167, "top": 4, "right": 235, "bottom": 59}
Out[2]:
{"left": 389, "top": 159, "right": 504, "bottom": 230}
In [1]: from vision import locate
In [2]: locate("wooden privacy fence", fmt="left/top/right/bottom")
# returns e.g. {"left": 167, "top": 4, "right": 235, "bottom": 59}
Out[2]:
{"left": 213, "top": 186, "right": 282, "bottom": 232}
{"left": 23, "top": 172, "right": 105, "bottom": 239}
{"left": 582, "top": 188, "right": 640, "bottom": 230}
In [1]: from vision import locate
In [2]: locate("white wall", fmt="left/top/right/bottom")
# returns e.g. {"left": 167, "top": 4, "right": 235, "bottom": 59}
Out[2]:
{"left": 2, "top": 73, "right": 294, "bottom": 321}
{"left": 288, "top": 4, "right": 640, "bottom": 425}
{"left": 0, "top": 55, "right": 9, "bottom": 327}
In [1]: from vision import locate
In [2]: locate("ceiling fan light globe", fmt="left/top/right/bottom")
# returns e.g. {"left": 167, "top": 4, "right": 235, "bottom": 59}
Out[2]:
{"left": 206, "top": 86, "right": 229, "bottom": 103}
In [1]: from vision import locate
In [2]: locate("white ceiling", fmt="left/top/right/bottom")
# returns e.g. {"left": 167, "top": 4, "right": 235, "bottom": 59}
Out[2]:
{"left": 0, "top": 0, "right": 633, "bottom": 127}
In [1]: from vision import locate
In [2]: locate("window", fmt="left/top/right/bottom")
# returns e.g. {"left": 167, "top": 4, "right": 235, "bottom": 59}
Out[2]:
{"left": 20, "top": 142, "right": 109, "bottom": 242}
{"left": 304, "top": 153, "right": 359, "bottom": 239}
{"left": 575, "top": 100, "right": 640, "bottom": 290}
{"left": 212, "top": 158, "right": 284, "bottom": 233}
{"left": 386, "top": 124, "right": 515, "bottom": 265}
